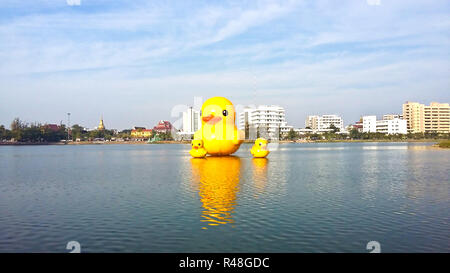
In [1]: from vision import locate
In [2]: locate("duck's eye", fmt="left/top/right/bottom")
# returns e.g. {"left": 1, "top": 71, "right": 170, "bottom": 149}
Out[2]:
{"left": 259, "top": 143, "right": 262, "bottom": 146}
{"left": 198, "top": 143, "right": 201, "bottom": 146}
{"left": 222, "top": 110, "right": 228, "bottom": 116}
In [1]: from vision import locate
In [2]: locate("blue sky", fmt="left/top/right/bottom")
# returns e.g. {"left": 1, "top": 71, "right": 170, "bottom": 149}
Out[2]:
{"left": 0, "top": 0, "right": 449, "bottom": 130}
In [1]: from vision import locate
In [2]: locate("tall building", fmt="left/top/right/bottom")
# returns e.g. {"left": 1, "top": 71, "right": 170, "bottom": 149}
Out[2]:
{"left": 424, "top": 102, "right": 450, "bottom": 133}
{"left": 305, "top": 115, "right": 344, "bottom": 133}
{"left": 239, "top": 105, "right": 293, "bottom": 139}
{"left": 362, "top": 116, "right": 377, "bottom": 133}
{"left": 182, "top": 107, "right": 200, "bottom": 134}
{"left": 402, "top": 102, "right": 424, "bottom": 133}
{"left": 403, "top": 101, "right": 450, "bottom": 133}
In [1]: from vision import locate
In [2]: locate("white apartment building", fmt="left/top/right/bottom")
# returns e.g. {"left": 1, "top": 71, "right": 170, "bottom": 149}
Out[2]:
{"left": 383, "top": 114, "right": 403, "bottom": 120}
{"left": 362, "top": 116, "right": 377, "bottom": 133}
{"left": 376, "top": 118, "right": 407, "bottom": 135}
{"left": 305, "top": 115, "right": 344, "bottom": 133}
{"left": 239, "top": 105, "right": 293, "bottom": 139}
{"left": 179, "top": 107, "right": 200, "bottom": 139}
{"left": 362, "top": 115, "right": 407, "bottom": 134}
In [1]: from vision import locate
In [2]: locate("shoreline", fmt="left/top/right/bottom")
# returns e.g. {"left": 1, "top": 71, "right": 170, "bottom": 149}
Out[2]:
{"left": 1, "top": 139, "right": 447, "bottom": 146}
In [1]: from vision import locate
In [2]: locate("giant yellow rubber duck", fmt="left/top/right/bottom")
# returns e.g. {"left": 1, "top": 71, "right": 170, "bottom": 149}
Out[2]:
{"left": 189, "top": 139, "right": 207, "bottom": 158}
{"left": 251, "top": 138, "right": 270, "bottom": 158}
{"left": 193, "top": 97, "right": 244, "bottom": 156}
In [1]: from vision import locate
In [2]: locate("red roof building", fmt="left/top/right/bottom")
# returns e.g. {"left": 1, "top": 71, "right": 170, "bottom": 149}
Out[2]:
{"left": 153, "top": 120, "right": 173, "bottom": 133}
{"left": 350, "top": 121, "right": 363, "bottom": 132}
{"left": 43, "top": 124, "right": 60, "bottom": 132}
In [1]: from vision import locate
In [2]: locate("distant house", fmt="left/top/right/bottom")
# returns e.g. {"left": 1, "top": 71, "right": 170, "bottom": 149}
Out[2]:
{"left": 349, "top": 121, "right": 363, "bottom": 132}
{"left": 42, "top": 124, "right": 60, "bottom": 132}
{"left": 131, "top": 127, "right": 153, "bottom": 139}
{"left": 153, "top": 120, "right": 173, "bottom": 134}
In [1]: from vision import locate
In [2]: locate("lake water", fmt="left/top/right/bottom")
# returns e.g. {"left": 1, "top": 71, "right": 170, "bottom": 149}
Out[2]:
{"left": 0, "top": 142, "right": 449, "bottom": 253}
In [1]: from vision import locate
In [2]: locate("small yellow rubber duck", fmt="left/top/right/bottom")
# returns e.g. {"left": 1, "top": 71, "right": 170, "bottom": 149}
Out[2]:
{"left": 190, "top": 139, "right": 207, "bottom": 158}
{"left": 251, "top": 138, "right": 270, "bottom": 158}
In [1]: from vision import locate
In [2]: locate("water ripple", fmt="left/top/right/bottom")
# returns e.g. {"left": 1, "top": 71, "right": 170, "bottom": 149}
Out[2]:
{"left": 0, "top": 143, "right": 448, "bottom": 252}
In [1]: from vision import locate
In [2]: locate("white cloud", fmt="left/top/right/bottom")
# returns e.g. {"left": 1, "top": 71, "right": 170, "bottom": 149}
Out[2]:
{"left": 66, "top": 0, "right": 81, "bottom": 6}
{"left": 367, "top": 0, "right": 381, "bottom": 6}
{"left": 208, "top": 1, "right": 299, "bottom": 44}
{"left": 0, "top": 0, "right": 449, "bottom": 129}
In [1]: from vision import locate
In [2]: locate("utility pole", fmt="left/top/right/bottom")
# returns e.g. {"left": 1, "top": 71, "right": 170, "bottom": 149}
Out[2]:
{"left": 67, "top": 113, "right": 71, "bottom": 141}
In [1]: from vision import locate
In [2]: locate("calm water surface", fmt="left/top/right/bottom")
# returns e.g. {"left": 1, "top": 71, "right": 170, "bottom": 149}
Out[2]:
{"left": 0, "top": 142, "right": 449, "bottom": 252}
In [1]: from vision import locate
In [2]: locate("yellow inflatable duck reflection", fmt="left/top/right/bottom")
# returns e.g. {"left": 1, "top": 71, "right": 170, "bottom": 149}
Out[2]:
{"left": 251, "top": 138, "right": 270, "bottom": 158}
{"left": 190, "top": 157, "right": 241, "bottom": 228}
{"left": 193, "top": 97, "right": 244, "bottom": 156}
{"left": 189, "top": 140, "right": 207, "bottom": 158}
{"left": 252, "top": 158, "right": 268, "bottom": 196}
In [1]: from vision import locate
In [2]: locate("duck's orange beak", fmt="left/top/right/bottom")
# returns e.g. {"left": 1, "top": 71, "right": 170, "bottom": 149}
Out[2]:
{"left": 202, "top": 114, "right": 222, "bottom": 124}
{"left": 194, "top": 146, "right": 198, "bottom": 150}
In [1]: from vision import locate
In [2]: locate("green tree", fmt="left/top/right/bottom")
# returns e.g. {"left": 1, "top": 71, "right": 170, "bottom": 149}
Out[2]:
{"left": 0, "top": 125, "right": 11, "bottom": 140}
{"left": 329, "top": 124, "right": 339, "bottom": 133}
{"left": 287, "top": 128, "right": 298, "bottom": 140}
{"left": 41, "top": 125, "right": 66, "bottom": 142}
{"left": 71, "top": 124, "right": 85, "bottom": 141}
{"left": 118, "top": 130, "right": 131, "bottom": 140}
{"left": 349, "top": 128, "right": 361, "bottom": 139}
{"left": 157, "top": 131, "right": 173, "bottom": 141}
{"left": 10, "top": 118, "right": 26, "bottom": 141}
{"left": 89, "top": 130, "right": 105, "bottom": 139}
{"left": 21, "top": 123, "right": 39, "bottom": 142}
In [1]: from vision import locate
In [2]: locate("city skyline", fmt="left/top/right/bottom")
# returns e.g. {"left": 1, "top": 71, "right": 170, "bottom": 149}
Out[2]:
{"left": 0, "top": 99, "right": 448, "bottom": 132}
{"left": 1, "top": 0, "right": 449, "bottom": 130}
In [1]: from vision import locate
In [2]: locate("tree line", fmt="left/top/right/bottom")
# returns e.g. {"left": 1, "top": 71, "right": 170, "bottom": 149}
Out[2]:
{"left": 283, "top": 127, "right": 450, "bottom": 141}
{"left": 243, "top": 123, "right": 450, "bottom": 141}
{"left": 0, "top": 118, "right": 174, "bottom": 143}
{"left": 0, "top": 118, "right": 124, "bottom": 142}
{"left": 0, "top": 118, "right": 67, "bottom": 142}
